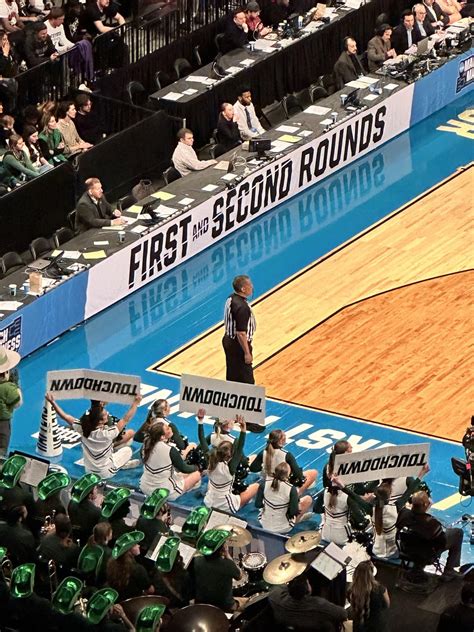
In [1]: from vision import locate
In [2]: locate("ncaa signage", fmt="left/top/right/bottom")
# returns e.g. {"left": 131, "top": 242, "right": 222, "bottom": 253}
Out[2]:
{"left": 456, "top": 54, "right": 474, "bottom": 93}
{"left": 0, "top": 316, "right": 22, "bottom": 353}
{"left": 85, "top": 88, "right": 414, "bottom": 319}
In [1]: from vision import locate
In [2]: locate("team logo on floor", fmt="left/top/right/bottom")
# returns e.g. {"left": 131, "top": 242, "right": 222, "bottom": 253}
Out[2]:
{"left": 0, "top": 316, "right": 22, "bottom": 353}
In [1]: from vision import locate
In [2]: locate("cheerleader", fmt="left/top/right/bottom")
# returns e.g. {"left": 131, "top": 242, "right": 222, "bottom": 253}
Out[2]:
{"left": 197, "top": 409, "right": 259, "bottom": 513}
{"left": 250, "top": 429, "right": 317, "bottom": 494}
{"left": 140, "top": 422, "right": 202, "bottom": 499}
{"left": 135, "top": 398, "right": 195, "bottom": 458}
{"left": 255, "top": 462, "right": 313, "bottom": 534}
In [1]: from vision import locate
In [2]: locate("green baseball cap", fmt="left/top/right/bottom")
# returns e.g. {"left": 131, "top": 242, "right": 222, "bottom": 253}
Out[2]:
{"left": 52, "top": 576, "right": 83, "bottom": 614}
{"left": 136, "top": 604, "right": 166, "bottom": 632}
{"left": 0, "top": 455, "right": 27, "bottom": 489}
{"left": 86, "top": 587, "right": 118, "bottom": 624}
{"left": 112, "top": 530, "right": 144, "bottom": 559}
{"left": 101, "top": 487, "right": 131, "bottom": 519}
{"left": 37, "top": 472, "right": 71, "bottom": 500}
{"left": 70, "top": 473, "right": 101, "bottom": 504}
{"left": 155, "top": 536, "right": 181, "bottom": 573}
{"left": 181, "top": 506, "right": 211, "bottom": 540}
{"left": 10, "top": 563, "right": 35, "bottom": 598}
{"left": 197, "top": 528, "right": 231, "bottom": 556}
{"left": 77, "top": 544, "right": 104, "bottom": 577}
{"left": 140, "top": 488, "right": 170, "bottom": 520}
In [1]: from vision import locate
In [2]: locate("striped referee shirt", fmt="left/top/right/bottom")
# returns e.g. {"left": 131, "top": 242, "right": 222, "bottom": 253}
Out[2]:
{"left": 223, "top": 293, "right": 256, "bottom": 341}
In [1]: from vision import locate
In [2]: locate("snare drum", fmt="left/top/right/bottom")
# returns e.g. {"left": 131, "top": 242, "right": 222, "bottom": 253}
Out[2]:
{"left": 242, "top": 552, "right": 267, "bottom": 584}
{"left": 232, "top": 569, "right": 249, "bottom": 596}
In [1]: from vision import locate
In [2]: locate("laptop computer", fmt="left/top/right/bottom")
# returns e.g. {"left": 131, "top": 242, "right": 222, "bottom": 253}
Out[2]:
{"left": 29, "top": 250, "right": 64, "bottom": 272}
{"left": 416, "top": 37, "right": 430, "bottom": 56}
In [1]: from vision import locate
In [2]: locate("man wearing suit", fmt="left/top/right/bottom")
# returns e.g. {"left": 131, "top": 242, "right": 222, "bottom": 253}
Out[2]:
{"left": 367, "top": 24, "right": 397, "bottom": 72}
{"left": 391, "top": 10, "right": 422, "bottom": 55}
{"left": 423, "top": 0, "right": 449, "bottom": 27}
{"left": 413, "top": 4, "right": 435, "bottom": 38}
{"left": 333, "top": 37, "right": 366, "bottom": 89}
{"left": 75, "top": 177, "right": 125, "bottom": 233}
{"left": 221, "top": 8, "right": 249, "bottom": 54}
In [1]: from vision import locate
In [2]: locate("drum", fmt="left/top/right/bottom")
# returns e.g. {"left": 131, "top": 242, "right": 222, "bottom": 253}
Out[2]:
{"left": 232, "top": 569, "right": 249, "bottom": 597}
{"left": 242, "top": 552, "right": 267, "bottom": 584}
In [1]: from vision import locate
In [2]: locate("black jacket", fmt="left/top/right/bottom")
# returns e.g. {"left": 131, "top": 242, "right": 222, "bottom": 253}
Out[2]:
{"left": 216, "top": 114, "right": 241, "bottom": 150}
{"left": 75, "top": 190, "right": 115, "bottom": 233}
{"left": 24, "top": 33, "right": 56, "bottom": 68}
{"left": 414, "top": 18, "right": 435, "bottom": 39}
{"left": 221, "top": 20, "right": 249, "bottom": 54}
{"left": 391, "top": 25, "right": 422, "bottom": 55}
{"left": 333, "top": 51, "right": 365, "bottom": 89}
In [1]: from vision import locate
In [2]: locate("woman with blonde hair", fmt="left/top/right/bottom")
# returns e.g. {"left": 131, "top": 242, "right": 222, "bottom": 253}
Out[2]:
{"left": 198, "top": 408, "right": 258, "bottom": 513}
{"left": 322, "top": 475, "right": 373, "bottom": 546}
{"left": 350, "top": 560, "right": 390, "bottom": 631}
{"left": 256, "top": 462, "right": 313, "bottom": 533}
{"left": 250, "top": 428, "right": 317, "bottom": 495}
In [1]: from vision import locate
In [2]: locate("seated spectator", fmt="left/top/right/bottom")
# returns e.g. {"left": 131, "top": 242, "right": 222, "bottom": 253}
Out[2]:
{"left": 221, "top": 7, "right": 249, "bottom": 54}
{"left": 0, "top": 112, "right": 16, "bottom": 149}
{"left": 81, "top": 0, "right": 125, "bottom": 38}
{"left": 56, "top": 100, "right": 92, "bottom": 155}
{"left": 334, "top": 37, "right": 365, "bottom": 90}
{"left": 37, "top": 512, "right": 79, "bottom": 570}
{"left": 233, "top": 86, "right": 264, "bottom": 140}
{"left": 245, "top": 2, "right": 271, "bottom": 38}
{"left": 350, "top": 560, "right": 390, "bottom": 632}
{"left": 367, "top": 24, "right": 396, "bottom": 72}
{"left": 437, "top": 581, "right": 474, "bottom": 632}
{"left": 38, "top": 113, "right": 68, "bottom": 165}
{"left": 261, "top": 0, "right": 290, "bottom": 28}
{"left": 2, "top": 133, "right": 39, "bottom": 181}
{"left": 74, "top": 93, "right": 103, "bottom": 144}
{"left": 396, "top": 490, "right": 463, "bottom": 581}
{"left": 17, "top": 104, "right": 41, "bottom": 135}
{"left": 106, "top": 531, "right": 154, "bottom": 601}
{"left": 73, "top": 176, "right": 125, "bottom": 232}
{"left": 24, "top": 21, "right": 58, "bottom": 67}
{"left": 22, "top": 125, "right": 53, "bottom": 172}
{"left": 268, "top": 573, "right": 348, "bottom": 631}
{"left": 0, "top": 30, "right": 18, "bottom": 111}
{"left": 0, "top": 0, "right": 39, "bottom": 32}
{"left": 63, "top": 0, "right": 88, "bottom": 43}
{"left": 216, "top": 102, "right": 241, "bottom": 151}
{"left": 0, "top": 503, "right": 37, "bottom": 566}
{"left": 391, "top": 10, "right": 422, "bottom": 55}
{"left": 423, "top": 0, "right": 449, "bottom": 27}
{"left": 46, "top": 7, "right": 74, "bottom": 54}
{"left": 437, "top": 0, "right": 470, "bottom": 20}
{"left": 172, "top": 127, "right": 217, "bottom": 177}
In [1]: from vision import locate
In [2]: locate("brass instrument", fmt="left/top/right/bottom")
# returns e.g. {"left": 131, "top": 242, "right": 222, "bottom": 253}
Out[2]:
{"left": 74, "top": 596, "right": 89, "bottom": 615}
{"left": 48, "top": 559, "right": 58, "bottom": 597}
{"left": 41, "top": 509, "right": 57, "bottom": 535}
{"left": 1, "top": 557, "right": 13, "bottom": 587}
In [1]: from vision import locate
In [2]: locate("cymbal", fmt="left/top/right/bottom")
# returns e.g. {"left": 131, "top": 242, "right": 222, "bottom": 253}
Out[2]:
{"left": 285, "top": 531, "right": 321, "bottom": 553}
{"left": 214, "top": 524, "right": 252, "bottom": 547}
{"left": 263, "top": 553, "right": 307, "bottom": 585}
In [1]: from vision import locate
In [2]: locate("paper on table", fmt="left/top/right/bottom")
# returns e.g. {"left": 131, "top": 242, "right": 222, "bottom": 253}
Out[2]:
{"left": 226, "top": 66, "right": 242, "bottom": 74}
{"left": 94, "top": 241, "right": 109, "bottom": 246}
{"left": 269, "top": 140, "right": 293, "bottom": 152}
{"left": 158, "top": 205, "right": 178, "bottom": 216}
{"left": 345, "top": 79, "right": 370, "bottom": 89}
{"left": 298, "top": 130, "right": 313, "bottom": 137}
{"left": 363, "top": 94, "right": 379, "bottom": 101}
{"left": 125, "top": 205, "right": 142, "bottom": 214}
{"left": 276, "top": 124, "right": 300, "bottom": 133}
{"left": 83, "top": 250, "right": 107, "bottom": 260}
{"left": 357, "top": 75, "right": 380, "bottom": 86}
{"left": 0, "top": 301, "right": 22, "bottom": 311}
{"left": 278, "top": 134, "right": 301, "bottom": 143}
{"left": 182, "top": 88, "right": 198, "bottom": 95}
{"left": 153, "top": 190, "right": 175, "bottom": 201}
{"left": 179, "top": 197, "right": 194, "bottom": 205}
{"left": 214, "top": 160, "right": 230, "bottom": 170}
{"left": 320, "top": 118, "right": 333, "bottom": 125}
{"left": 185, "top": 75, "right": 209, "bottom": 84}
{"left": 202, "top": 184, "right": 219, "bottom": 192}
{"left": 240, "top": 58, "right": 256, "bottom": 66}
{"left": 130, "top": 224, "right": 148, "bottom": 234}
{"left": 305, "top": 105, "right": 331, "bottom": 115}
{"left": 51, "top": 250, "right": 81, "bottom": 260}
{"left": 163, "top": 91, "right": 183, "bottom": 101}
{"left": 221, "top": 173, "right": 237, "bottom": 181}
{"left": 383, "top": 83, "right": 399, "bottom": 91}
{"left": 123, "top": 216, "right": 138, "bottom": 225}
{"left": 101, "top": 225, "right": 122, "bottom": 230}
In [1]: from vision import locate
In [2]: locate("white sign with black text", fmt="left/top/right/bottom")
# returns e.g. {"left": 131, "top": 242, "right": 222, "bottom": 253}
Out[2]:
{"left": 46, "top": 369, "right": 141, "bottom": 404}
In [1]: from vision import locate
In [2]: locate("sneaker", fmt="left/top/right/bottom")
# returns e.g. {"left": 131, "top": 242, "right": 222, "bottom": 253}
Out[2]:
{"left": 122, "top": 458, "right": 141, "bottom": 470}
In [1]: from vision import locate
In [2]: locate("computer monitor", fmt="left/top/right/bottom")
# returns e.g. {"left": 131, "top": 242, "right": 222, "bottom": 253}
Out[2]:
{"left": 139, "top": 199, "right": 161, "bottom": 225}
{"left": 249, "top": 138, "right": 272, "bottom": 158}
{"left": 416, "top": 37, "right": 430, "bottom": 56}
{"left": 344, "top": 88, "right": 360, "bottom": 109}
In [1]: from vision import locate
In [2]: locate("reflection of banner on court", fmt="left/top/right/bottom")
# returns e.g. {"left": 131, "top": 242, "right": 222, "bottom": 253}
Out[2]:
{"left": 47, "top": 369, "right": 141, "bottom": 404}
{"left": 85, "top": 87, "right": 414, "bottom": 319}
{"left": 334, "top": 443, "right": 430, "bottom": 484}
{"left": 179, "top": 373, "right": 266, "bottom": 423}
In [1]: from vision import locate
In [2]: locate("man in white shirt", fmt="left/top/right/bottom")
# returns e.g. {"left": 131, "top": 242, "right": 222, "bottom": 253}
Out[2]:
{"left": 46, "top": 7, "right": 74, "bottom": 54}
{"left": 233, "top": 87, "right": 264, "bottom": 141}
{"left": 171, "top": 128, "right": 217, "bottom": 177}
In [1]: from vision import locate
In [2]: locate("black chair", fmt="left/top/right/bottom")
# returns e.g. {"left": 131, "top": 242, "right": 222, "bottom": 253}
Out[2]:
{"left": 359, "top": 51, "right": 369, "bottom": 73}
{"left": 396, "top": 527, "right": 442, "bottom": 592}
{"left": 29, "top": 237, "right": 51, "bottom": 261}
{"left": 174, "top": 57, "right": 193, "bottom": 80}
{"left": 162, "top": 166, "right": 181, "bottom": 186}
{"left": 193, "top": 45, "right": 202, "bottom": 67}
{"left": 0, "top": 251, "right": 25, "bottom": 278}
{"left": 125, "top": 80, "right": 148, "bottom": 107}
{"left": 283, "top": 94, "right": 304, "bottom": 118}
{"left": 375, "top": 12, "right": 390, "bottom": 28}
{"left": 260, "top": 100, "right": 288, "bottom": 129}
{"left": 52, "top": 227, "right": 74, "bottom": 248}
{"left": 294, "top": 87, "right": 312, "bottom": 109}
{"left": 214, "top": 32, "right": 226, "bottom": 54}
{"left": 67, "top": 210, "right": 76, "bottom": 231}
{"left": 209, "top": 143, "right": 226, "bottom": 159}
{"left": 318, "top": 73, "right": 336, "bottom": 95}
{"left": 117, "top": 194, "right": 136, "bottom": 212}
{"left": 154, "top": 70, "right": 171, "bottom": 91}
{"left": 310, "top": 84, "right": 328, "bottom": 103}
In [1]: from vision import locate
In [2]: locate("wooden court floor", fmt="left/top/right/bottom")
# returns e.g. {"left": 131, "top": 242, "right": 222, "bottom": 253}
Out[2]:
{"left": 151, "top": 166, "right": 474, "bottom": 442}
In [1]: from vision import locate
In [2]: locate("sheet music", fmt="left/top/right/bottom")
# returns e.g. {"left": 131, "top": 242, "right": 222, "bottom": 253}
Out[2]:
{"left": 146, "top": 534, "right": 196, "bottom": 569}
{"left": 206, "top": 509, "right": 247, "bottom": 531}
{"left": 20, "top": 456, "right": 49, "bottom": 487}
{"left": 310, "top": 542, "right": 351, "bottom": 580}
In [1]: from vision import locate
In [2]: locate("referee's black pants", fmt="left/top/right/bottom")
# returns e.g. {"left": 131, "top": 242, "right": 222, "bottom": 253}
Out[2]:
{"left": 222, "top": 335, "right": 255, "bottom": 384}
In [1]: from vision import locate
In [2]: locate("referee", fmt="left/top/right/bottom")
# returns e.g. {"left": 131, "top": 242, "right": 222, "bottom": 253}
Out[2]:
{"left": 222, "top": 275, "right": 256, "bottom": 384}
